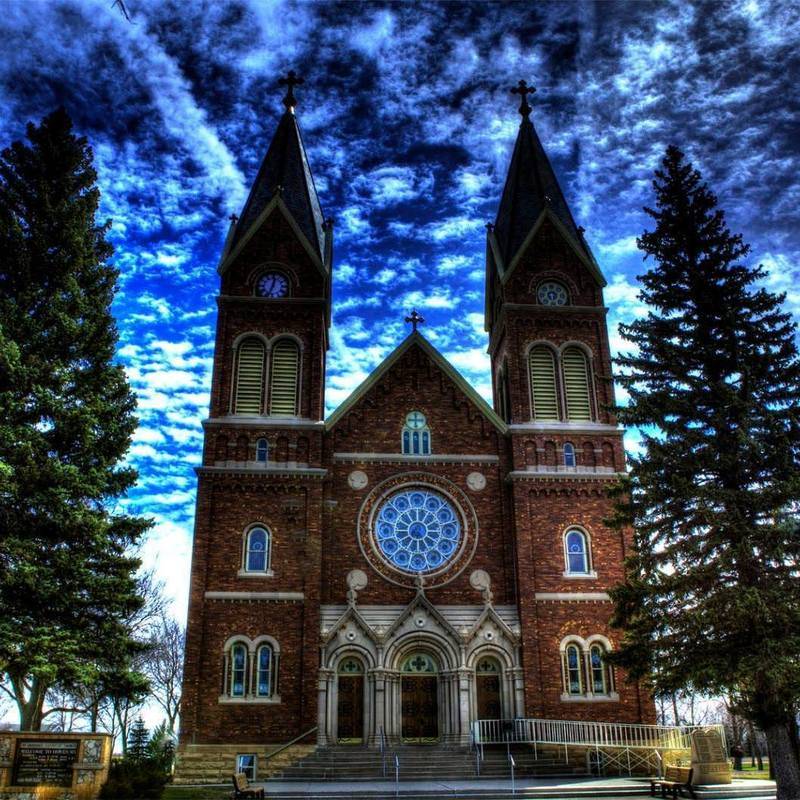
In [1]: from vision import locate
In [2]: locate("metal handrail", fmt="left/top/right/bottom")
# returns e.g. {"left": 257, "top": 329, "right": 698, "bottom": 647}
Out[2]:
{"left": 265, "top": 726, "right": 318, "bottom": 761}
{"left": 473, "top": 718, "right": 723, "bottom": 752}
{"left": 509, "top": 752, "right": 516, "bottom": 796}
{"left": 394, "top": 754, "right": 399, "bottom": 799}
{"left": 379, "top": 725, "right": 386, "bottom": 778}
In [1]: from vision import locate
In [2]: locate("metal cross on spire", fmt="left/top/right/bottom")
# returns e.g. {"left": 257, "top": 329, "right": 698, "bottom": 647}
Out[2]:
{"left": 278, "top": 70, "right": 304, "bottom": 111}
{"left": 510, "top": 79, "right": 536, "bottom": 120}
{"left": 405, "top": 309, "right": 425, "bottom": 332}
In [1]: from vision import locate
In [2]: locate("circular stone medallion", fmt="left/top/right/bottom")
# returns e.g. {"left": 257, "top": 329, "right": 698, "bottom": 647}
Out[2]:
{"left": 348, "top": 470, "right": 368, "bottom": 490}
{"left": 466, "top": 471, "right": 487, "bottom": 492}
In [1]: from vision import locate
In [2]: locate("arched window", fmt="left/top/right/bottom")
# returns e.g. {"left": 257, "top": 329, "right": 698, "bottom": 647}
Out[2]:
{"left": 564, "top": 644, "right": 583, "bottom": 695}
{"left": 589, "top": 644, "right": 610, "bottom": 695}
{"left": 565, "top": 529, "right": 590, "bottom": 575}
{"left": 245, "top": 527, "right": 271, "bottom": 573}
{"left": 401, "top": 411, "right": 431, "bottom": 455}
{"left": 255, "top": 438, "right": 268, "bottom": 463}
{"left": 256, "top": 644, "right": 276, "bottom": 697}
{"left": 233, "top": 337, "right": 266, "bottom": 415}
{"left": 529, "top": 346, "right": 559, "bottom": 420}
{"left": 229, "top": 643, "right": 248, "bottom": 697}
{"left": 562, "top": 346, "right": 592, "bottom": 421}
{"left": 401, "top": 653, "right": 437, "bottom": 673}
{"left": 476, "top": 657, "right": 501, "bottom": 674}
{"left": 338, "top": 657, "right": 364, "bottom": 675}
{"left": 269, "top": 338, "right": 299, "bottom": 416}
{"left": 563, "top": 442, "right": 576, "bottom": 468}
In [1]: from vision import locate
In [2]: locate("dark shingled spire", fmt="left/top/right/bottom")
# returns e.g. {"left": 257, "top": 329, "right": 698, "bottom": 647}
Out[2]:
{"left": 493, "top": 84, "right": 591, "bottom": 267}
{"left": 229, "top": 73, "right": 326, "bottom": 263}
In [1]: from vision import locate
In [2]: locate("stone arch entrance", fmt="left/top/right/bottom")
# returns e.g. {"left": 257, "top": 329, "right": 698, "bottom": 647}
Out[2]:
{"left": 336, "top": 657, "right": 365, "bottom": 743}
{"left": 475, "top": 655, "right": 502, "bottom": 719}
{"left": 400, "top": 652, "right": 439, "bottom": 742}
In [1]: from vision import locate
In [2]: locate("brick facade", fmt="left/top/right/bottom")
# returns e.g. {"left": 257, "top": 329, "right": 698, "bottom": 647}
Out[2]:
{"left": 178, "top": 103, "right": 655, "bottom": 762}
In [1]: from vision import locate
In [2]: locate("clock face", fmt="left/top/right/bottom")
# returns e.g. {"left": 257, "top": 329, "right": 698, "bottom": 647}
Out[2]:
{"left": 256, "top": 272, "right": 289, "bottom": 298}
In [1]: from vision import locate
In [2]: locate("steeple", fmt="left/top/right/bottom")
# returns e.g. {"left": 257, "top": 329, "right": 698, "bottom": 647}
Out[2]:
{"left": 492, "top": 81, "right": 593, "bottom": 269}
{"left": 226, "top": 71, "right": 327, "bottom": 267}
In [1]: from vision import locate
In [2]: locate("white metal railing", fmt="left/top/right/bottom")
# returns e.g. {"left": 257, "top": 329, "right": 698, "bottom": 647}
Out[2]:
{"left": 509, "top": 752, "right": 516, "bottom": 796}
{"left": 472, "top": 718, "right": 725, "bottom": 753}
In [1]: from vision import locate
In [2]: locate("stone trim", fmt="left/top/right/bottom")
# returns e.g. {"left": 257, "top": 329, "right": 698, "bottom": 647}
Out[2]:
{"left": 217, "top": 694, "right": 282, "bottom": 705}
{"left": 333, "top": 453, "right": 500, "bottom": 464}
{"left": 197, "top": 466, "right": 327, "bottom": 478}
{"left": 205, "top": 591, "right": 305, "bottom": 601}
{"left": 507, "top": 470, "right": 622, "bottom": 482}
{"left": 560, "top": 692, "right": 620, "bottom": 703}
{"left": 204, "top": 416, "right": 324, "bottom": 429}
{"left": 561, "top": 571, "right": 599, "bottom": 580}
{"left": 534, "top": 592, "right": 610, "bottom": 602}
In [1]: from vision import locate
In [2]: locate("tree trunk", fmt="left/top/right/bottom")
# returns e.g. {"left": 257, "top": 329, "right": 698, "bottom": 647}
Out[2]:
{"left": 13, "top": 675, "right": 47, "bottom": 731}
{"left": 764, "top": 720, "right": 800, "bottom": 800}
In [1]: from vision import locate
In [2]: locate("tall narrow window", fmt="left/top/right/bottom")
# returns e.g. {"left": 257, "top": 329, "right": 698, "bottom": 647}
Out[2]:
{"left": 256, "top": 644, "right": 274, "bottom": 697}
{"left": 234, "top": 338, "right": 265, "bottom": 415}
{"left": 401, "top": 411, "right": 431, "bottom": 455}
{"left": 230, "top": 644, "right": 247, "bottom": 697}
{"left": 563, "top": 442, "right": 576, "bottom": 467}
{"left": 590, "top": 645, "right": 609, "bottom": 694}
{"left": 245, "top": 527, "right": 270, "bottom": 573}
{"left": 565, "top": 529, "right": 590, "bottom": 575}
{"left": 255, "top": 438, "right": 268, "bottom": 463}
{"left": 269, "top": 339, "right": 299, "bottom": 416}
{"left": 565, "top": 644, "right": 583, "bottom": 695}
{"left": 497, "top": 362, "right": 511, "bottom": 422}
{"left": 529, "top": 346, "right": 559, "bottom": 420}
{"left": 562, "top": 347, "right": 592, "bottom": 421}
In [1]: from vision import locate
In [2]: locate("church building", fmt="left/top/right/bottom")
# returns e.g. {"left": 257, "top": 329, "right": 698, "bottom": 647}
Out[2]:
{"left": 177, "top": 75, "right": 654, "bottom": 779}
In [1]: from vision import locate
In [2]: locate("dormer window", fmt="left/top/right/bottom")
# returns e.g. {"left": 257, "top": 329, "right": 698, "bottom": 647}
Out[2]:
{"left": 402, "top": 411, "right": 431, "bottom": 455}
{"left": 537, "top": 281, "right": 569, "bottom": 306}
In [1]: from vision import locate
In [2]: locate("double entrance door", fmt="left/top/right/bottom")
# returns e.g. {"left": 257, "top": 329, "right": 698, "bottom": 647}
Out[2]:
{"left": 401, "top": 674, "right": 438, "bottom": 742}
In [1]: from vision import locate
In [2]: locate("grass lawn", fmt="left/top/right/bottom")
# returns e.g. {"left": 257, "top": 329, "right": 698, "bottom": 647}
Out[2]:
{"left": 733, "top": 759, "right": 771, "bottom": 780}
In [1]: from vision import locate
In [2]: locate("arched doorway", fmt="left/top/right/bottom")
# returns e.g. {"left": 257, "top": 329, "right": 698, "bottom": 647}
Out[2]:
{"left": 475, "top": 656, "right": 502, "bottom": 719}
{"left": 337, "top": 657, "right": 364, "bottom": 743}
{"left": 400, "top": 653, "right": 439, "bottom": 742}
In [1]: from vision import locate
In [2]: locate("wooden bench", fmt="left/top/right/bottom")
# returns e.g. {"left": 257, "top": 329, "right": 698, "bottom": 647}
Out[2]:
{"left": 231, "top": 772, "right": 265, "bottom": 799}
{"left": 650, "top": 766, "right": 695, "bottom": 799}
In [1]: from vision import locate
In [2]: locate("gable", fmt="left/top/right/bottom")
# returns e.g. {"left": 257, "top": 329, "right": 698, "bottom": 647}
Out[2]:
{"left": 325, "top": 333, "right": 507, "bottom": 441}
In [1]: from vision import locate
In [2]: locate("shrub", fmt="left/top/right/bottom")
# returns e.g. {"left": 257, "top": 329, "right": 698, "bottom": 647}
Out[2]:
{"left": 98, "top": 758, "right": 168, "bottom": 800}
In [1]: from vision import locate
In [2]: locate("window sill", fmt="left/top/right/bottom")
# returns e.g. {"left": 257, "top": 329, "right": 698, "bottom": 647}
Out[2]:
{"left": 560, "top": 692, "right": 619, "bottom": 703}
{"left": 218, "top": 695, "right": 281, "bottom": 705}
{"left": 562, "top": 571, "right": 598, "bottom": 580}
{"left": 237, "top": 569, "right": 275, "bottom": 578}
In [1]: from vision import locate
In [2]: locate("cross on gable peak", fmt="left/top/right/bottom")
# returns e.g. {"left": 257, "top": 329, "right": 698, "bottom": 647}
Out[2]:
{"left": 278, "top": 69, "right": 304, "bottom": 111}
{"left": 510, "top": 79, "right": 536, "bottom": 120}
{"left": 405, "top": 309, "right": 425, "bottom": 332}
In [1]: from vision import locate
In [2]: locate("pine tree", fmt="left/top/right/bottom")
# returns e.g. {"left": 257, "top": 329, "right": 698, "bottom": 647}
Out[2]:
{"left": 127, "top": 717, "right": 149, "bottom": 763}
{"left": 0, "top": 108, "right": 151, "bottom": 730}
{"left": 608, "top": 146, "right": 800, "bottom": 800}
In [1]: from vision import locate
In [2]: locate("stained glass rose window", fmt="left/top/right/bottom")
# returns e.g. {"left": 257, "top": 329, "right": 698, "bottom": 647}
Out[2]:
{"left": 537, "top": 281, "right": 569, "bottom": 306}
{"left": 374, "top": 489, "right": 461, "bottom": 573}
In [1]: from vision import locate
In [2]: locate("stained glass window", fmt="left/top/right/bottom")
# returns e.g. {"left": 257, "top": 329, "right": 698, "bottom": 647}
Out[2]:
{"left": 590, "top": 645, "right": 607, "bottom": 694}
{"left": 566, "top": 644, "right": 582, "bottom": 694}
{"left": 256, "top": 645, "right": 273, "bottom": 697}
{"left": 231, "top": 644, "right": 247, "bottom": 697}
{"left": 401, "top": 653, "right": 437, "bottom": 673}
{"left": 374, "top": 489, "right": 461, "bottom": 573}
{"left": 246, "top": 528, "right": 270, "bottom": 572}
{"left": 338, "top": 658, "right": 364, "bottom": 674}
{"left": 563, "top": 442, "right": 576, "bottom": 467}
{"left": 401, "top": 411, "right": 431, "bottom": 455}
{"left": 537, "top": 281, "right": 569, "bottom": 306}
{"left": 565, "top": 529, "right": 589, "bottom": 574}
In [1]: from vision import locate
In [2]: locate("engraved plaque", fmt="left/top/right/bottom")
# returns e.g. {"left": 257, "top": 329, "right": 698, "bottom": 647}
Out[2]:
{"left": 12, "top": 740, "right": 78, "bottom": 787}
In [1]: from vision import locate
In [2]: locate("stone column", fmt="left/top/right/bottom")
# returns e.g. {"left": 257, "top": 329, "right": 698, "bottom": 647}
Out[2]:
{"left": 457, "top": 668, "right": 472, "bottom": 745}
{"left": 510, "top": 667, "right": 526, "bottom": 718}
{"left": 317, "top": 668, "right": 334, "bottom": 746}
{"left": 369, "top": 668, "right": 387, "bottom": 748}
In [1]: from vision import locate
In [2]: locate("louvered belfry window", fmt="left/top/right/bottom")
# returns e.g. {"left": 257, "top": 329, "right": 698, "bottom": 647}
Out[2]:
{"left": 562, "top": 346, "right": 593, "bottom": 421}
{"left": 269, "top": 338, "right": 300, "bottom": 416}
{"left": 529, "top": 346, "right": 559, "bottom": 420}
{"left": 234, "top": 337, "right": 265, "bottom": 415}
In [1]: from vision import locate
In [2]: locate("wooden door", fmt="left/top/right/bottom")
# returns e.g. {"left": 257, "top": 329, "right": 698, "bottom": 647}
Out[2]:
{"left": 401, "top": 675, "right": 438, "bottom": 741}
{"left": 337, "top": 675, "right": 364, "bottom": 742}
{"left": 476, "top": 673, "right": 502, "bottom": 719}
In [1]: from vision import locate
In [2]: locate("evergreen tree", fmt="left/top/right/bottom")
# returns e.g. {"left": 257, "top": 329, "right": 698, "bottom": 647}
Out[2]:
{"left": 609, "top": 146, "right": 800, "bottom": 800}
{"left": 126, "top": 717, "right": 149, "bottom": 763}
{"left": 0, "top": 108, "right": 151, "bottom": 729}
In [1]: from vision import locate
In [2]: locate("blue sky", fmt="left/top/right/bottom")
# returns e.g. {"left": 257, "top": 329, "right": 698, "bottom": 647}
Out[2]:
{"left": 1, "top": 0, "right": 799, "bottom": 624}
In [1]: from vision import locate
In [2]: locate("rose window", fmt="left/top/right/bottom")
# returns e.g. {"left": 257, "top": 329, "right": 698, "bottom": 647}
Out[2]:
{"left": 374, "top": 489, "right": 461, "bottom": 573}
{"left": 537, "top": 281, "right": 569, "bottom": 306}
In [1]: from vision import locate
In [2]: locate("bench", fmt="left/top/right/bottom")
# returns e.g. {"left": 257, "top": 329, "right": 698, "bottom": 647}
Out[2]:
{"left": 231, "top": 772, "right": 265, "bottom": 799}
{"left": 650, "top": 766, "right": 695, "bottom": 799}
